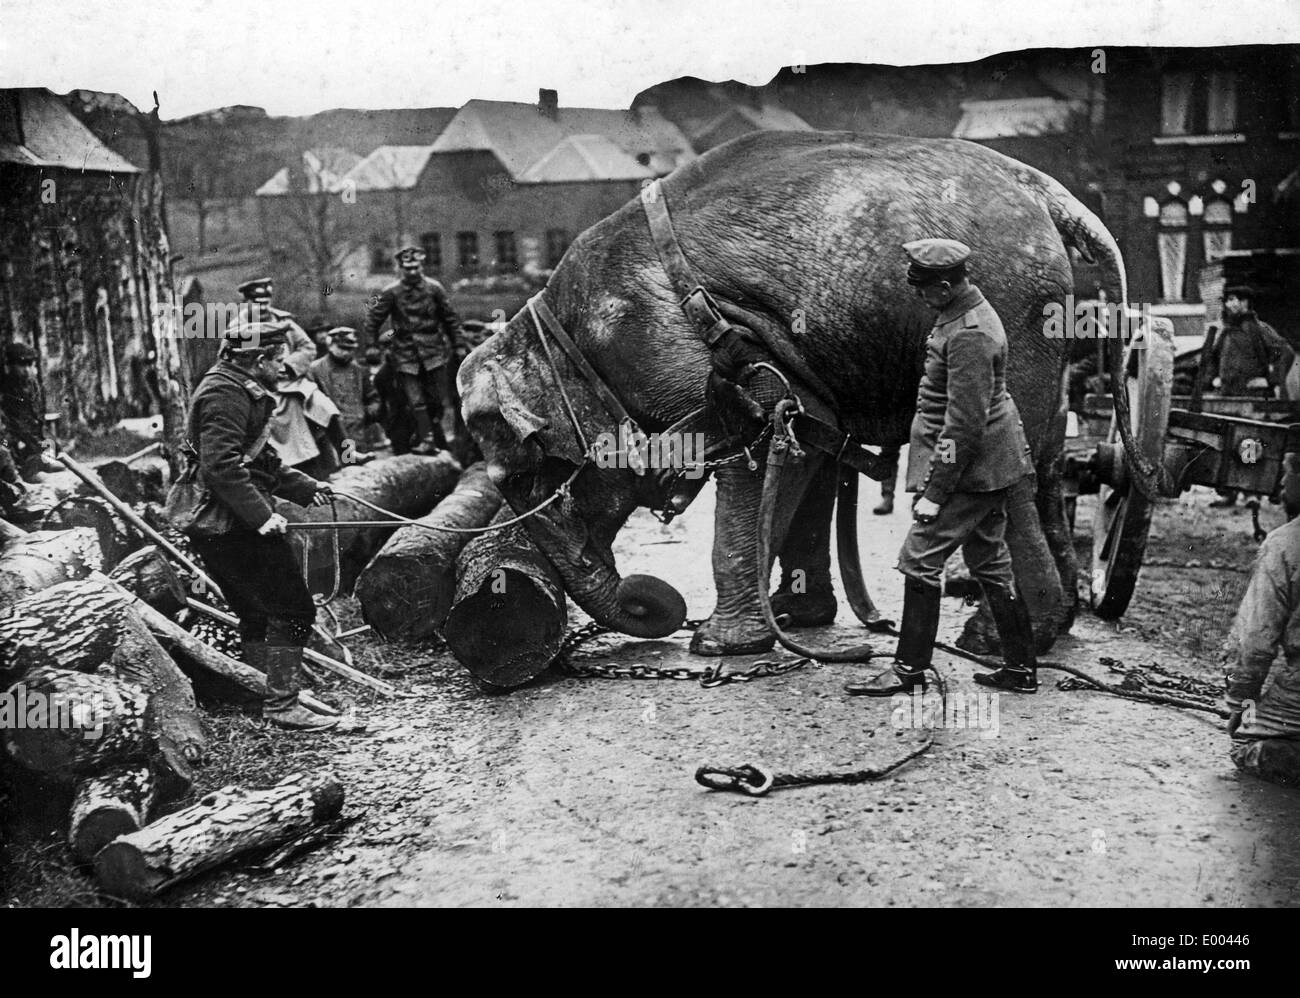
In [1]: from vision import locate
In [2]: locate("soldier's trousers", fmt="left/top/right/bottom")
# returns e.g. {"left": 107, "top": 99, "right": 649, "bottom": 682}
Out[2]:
{"left": 896, "top": 487, "right": 1015, "bottom": 589}
{"left": 398, "top": 365, "right": 451, "bottom": 421}
{"left": 190, "top": 531, "right": 316, "bottom": 646}
{"left": 1230, "top": 735, "right": 1300, "bottom": 787}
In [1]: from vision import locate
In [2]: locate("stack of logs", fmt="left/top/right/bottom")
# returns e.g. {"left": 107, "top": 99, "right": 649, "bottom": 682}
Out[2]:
{"left": 356, "top": 462, "right": 570, "bottom": 690}
{"left": 0, "top": 453, "right": 460, "bottom": 899}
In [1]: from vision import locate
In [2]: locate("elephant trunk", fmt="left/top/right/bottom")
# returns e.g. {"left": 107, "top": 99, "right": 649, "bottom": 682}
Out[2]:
{"left": 542, "top": 525, "right": 687, "bottom": 639}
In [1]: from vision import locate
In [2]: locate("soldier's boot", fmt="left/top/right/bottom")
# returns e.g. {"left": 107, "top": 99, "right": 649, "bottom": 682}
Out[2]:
{"left": 973, "top": 582, "right": 1039, "bottom": 694}
{"left": 845, "top": 578, "right": 940, "bottom": 696}
{"left": 409, "top": 404, "right": 442, "bottom": 456}
{"left": 872, "top": 490, "right": 895, "bottom": 515}
{"left": 263, "top": 644, "right": 339, "bottom": 732}
{"left": 241, "top": 640, "right": 269, "bottom": 674}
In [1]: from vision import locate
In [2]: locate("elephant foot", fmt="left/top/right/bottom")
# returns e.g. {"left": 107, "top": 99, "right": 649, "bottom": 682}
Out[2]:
{"left": 768, "top": 588, "right": 838, "bottom": 628}
{"left": 956, "top": 604, "right": 1057, "bottom": 656}
{"left": 689, "top": 614, "right": 775, "bottom": 656}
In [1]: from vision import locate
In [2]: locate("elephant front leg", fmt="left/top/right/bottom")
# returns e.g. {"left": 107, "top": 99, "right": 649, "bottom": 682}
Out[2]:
{"left": 690, "top": 457, "right": 821, "bottom": 656}
{"left": 770, "top": 458, "right": 838, "bottom": 627}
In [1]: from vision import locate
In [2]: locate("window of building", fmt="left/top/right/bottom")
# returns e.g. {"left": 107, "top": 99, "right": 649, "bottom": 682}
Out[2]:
{"left": 1157, "top": 199, "right": 1189, "bottom": 302}
{"left": 1202, "top": 197, "right": 1234, "bottom": 262}
{"left": 420, "top": 232, "right": 442, "bottom": 274}
{"left": 1160, "top": 69, "right": 1238, "bottom": 135}
{"left": 456, "top": 231, "right": 479, "bottom": 274}
{"left": 369, "top": 236, "right": 388, "bottom": 274}
{"left": 545, "top": 228, "right": 570, "bottom": 269}
{"left": 494, "top": 231, "right": 518, "bottom": 274}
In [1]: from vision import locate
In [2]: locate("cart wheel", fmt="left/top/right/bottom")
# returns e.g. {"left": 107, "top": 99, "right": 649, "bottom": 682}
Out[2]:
{"left": 1089, "top": 324, "right": 1175, "bottom": 619}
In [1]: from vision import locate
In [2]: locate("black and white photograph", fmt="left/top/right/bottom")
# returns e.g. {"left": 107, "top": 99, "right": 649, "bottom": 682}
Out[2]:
{"left": 0, "top": 0, "right": 1296, "bottom": 940}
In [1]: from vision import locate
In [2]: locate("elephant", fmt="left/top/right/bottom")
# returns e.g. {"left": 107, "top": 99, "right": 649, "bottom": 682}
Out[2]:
{"left": 458, "top": 130, "right": 1126, "bottom": 656}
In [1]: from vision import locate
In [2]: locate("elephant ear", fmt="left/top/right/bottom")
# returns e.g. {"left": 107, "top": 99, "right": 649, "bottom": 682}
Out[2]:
{"left": 487, "top": 362, "right": 586, "bottom": 465}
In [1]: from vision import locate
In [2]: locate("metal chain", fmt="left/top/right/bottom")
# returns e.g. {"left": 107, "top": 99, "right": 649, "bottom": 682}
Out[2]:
{"left": 695, "top": 738, "right": 936, "bottom": 797}
{"left": 556, "top": 618, "right": 810, "bottom": 687}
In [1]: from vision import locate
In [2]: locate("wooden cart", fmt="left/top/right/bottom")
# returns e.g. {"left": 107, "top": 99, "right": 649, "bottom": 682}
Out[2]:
{"left": 1064, "top": 318, "right": 1300, "bottom": 618}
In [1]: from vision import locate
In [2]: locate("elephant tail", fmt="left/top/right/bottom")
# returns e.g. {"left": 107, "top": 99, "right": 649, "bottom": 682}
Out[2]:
{"left": 1022, "top": 166, "right": 1173, "bottom": 500}
{"left": 1023, "top": 167, "right": 1129, "bottom": 306}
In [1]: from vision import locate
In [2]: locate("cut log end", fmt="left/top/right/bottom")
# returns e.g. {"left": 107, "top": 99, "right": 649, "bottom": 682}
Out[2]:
{"left": 69, "top": 764, "right": 156, "bottom": 864}
{"left": 443, "top": 568, "right": 566, "bottom": 689}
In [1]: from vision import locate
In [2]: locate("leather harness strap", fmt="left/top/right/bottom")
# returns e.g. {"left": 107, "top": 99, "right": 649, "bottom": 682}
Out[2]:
{"left": 641, "top": 182, "right": 736, "bottom": 348}
{"left": 640, "top": 178, "right": 892, "bottom": 483}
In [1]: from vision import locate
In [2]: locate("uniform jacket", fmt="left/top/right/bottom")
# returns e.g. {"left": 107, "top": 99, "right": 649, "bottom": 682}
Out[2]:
{"left": 1225, "top": 516, "right": 1300, "bottom": 739}
{"left": 237, "top": 303, "right": 317, "bottom": 378}
{"left": 905, "top": 284, "right": 1033, "bottom": 504}
{"left": 309, "top": 355, "right": 380, "bottom": 439}
{"left": 1205, "top": 312, "right": 1292, "bottom": 396}
{"left": 187, "top": 361, "right": 320, "bottom": 532}
{"left": 1, "top": 369, "right": 44, "bottom": 460}
{"left": 363, "top": 274, "right": 462, "bottom": 373}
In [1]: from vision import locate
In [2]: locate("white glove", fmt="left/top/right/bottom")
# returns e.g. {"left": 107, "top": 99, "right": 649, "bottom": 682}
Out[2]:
{"left": 258, "top": 512, "right": 289, "bottom": 536}
{"left": 913, "top": 497, "right": 941, "bottom": 524}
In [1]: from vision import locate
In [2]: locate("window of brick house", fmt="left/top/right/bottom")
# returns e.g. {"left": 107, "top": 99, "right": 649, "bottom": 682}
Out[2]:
{"left": 1202, "top": 198, "right": 1234, "bottom": 262}
{"left": 545, "top": 228, "right": 570, "bottom": 269}
{"left": 457, "top": 231, "right": 479, "bottom": 274}
{"left": 1160, "top": 69, "right": 1238, "bottom": 135}
{"left": 494, "top": 231, "right": 518, "bottom": 274}
{"left": 420, "top": 232, "right": 442, "bottom": 274}
{"left": 1157, "top": 199, "right": 1189, "bottom": 302}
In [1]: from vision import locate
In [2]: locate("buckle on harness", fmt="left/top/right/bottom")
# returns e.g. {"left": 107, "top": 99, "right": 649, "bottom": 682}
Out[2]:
{"left": 680, "top": 287, "right": 731, "bottom": 347}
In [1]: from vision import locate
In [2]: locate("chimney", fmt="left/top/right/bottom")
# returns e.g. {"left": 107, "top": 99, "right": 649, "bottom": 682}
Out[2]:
{"left": 538, "top": 88, "right": 558, "bottom": 120}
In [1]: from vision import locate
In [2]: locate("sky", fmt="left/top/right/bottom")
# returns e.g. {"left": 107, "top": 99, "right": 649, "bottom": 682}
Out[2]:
{"left": 1, "top": 0, "right": 1298, "bottom": 120}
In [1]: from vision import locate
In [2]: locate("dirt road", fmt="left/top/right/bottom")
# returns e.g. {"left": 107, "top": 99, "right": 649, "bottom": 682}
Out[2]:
{"left": 9, "top": 479, "right": 1300, "bottom": 908}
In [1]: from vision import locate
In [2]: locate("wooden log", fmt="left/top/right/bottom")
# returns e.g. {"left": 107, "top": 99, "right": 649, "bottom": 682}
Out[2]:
{"left": 89, "top": 460, "right": 165, "bottom": 505}
{"left": 102, "top": 577, "right": 336, "bottom": 715}
{"left": 0, "top": 517, "right": 26, "bottom": 545}
{"left": 0, "top": 575, "right": 125, "bottom": 680}
{"left": 0, "top": 526, "right": 102, "bottom": 607}
{"left": 442, "top": 510, "right": 568, "bottom": 690}
{"left": 69, "top": 764, "right": 156, "bottom": 864}
{"left": 94, "top": 771, "right": 345, "bottom": 900}
{"left": 43, "top": 495, "right": 144, "bottom": 571}
{"left": 280, "top": 453, "right": 462, "bottom": 596}
{"left": 107, "top": 545, "right": 187, "bottom": 616}
{"left": 2, "top": 668, "right": 151, "bottom": 782}
{"left": 354, "top": 462, "right": 502, "bottom": 639}
{"left": 110, "top": 610, "right": 206, "bottom": 785}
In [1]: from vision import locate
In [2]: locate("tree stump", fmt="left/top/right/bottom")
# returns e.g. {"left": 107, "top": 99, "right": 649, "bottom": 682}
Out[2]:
{"left": 354, "top": 462, "right": 502, "bottom": 639}
{"left": 0, "top": 527, "right": 102, "bottom": 607}
{"left": 280, "top": 453, "right": 462, "bottom": 595}
{"left": 94, "top": 771, "right": 345, "bottom": 900}
{"left": 442, "top": 510, "right": 568, "bottom": 690}
{"left": 69, "top": 764, "right": 156, "bottom": 864}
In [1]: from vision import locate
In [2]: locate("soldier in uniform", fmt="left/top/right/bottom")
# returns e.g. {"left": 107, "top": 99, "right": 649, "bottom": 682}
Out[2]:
{"left": 309, "top": 327, "right": 380, "bottom": 455}
{"left": 1, "top": 342, "right": 47, "bottom": 476}
{"left": 235, "top": 277, "right": 317, "bottom": 379}
{"left": 363, "top": 246, "right": 464, "bottom": 455}
{"left": 183, "top": 320, "right": 339, "bottom": 732}
{"left": 845, "top": 239, "right": 1040, "bottom": 697}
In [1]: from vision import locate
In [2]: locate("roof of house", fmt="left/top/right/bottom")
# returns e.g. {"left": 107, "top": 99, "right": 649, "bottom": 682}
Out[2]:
{"left": 428, "top": 99, "right": 695, "bottom": 182}
{"left": 694, "top": 103, "right": 814, "bottom": 141}
{"left": 0, "top": 88, "right": 140, "bottom": 172}
{"left": 952, "top": 96, "right": 1085, "bottom": 140}
{"left": 345, "top": 144, "right": 437, "bottom": 191}
{"left": 519, "top": 134, "right": 654, "bottom": 183}
{"left": 255, "top": 147, "right": 363, "bottom": 195}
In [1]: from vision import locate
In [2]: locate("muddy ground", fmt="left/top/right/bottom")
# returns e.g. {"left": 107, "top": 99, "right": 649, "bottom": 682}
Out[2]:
{"left": 5, "top": 469, "right": 1299, "bottom": 908}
